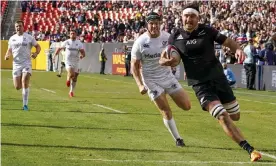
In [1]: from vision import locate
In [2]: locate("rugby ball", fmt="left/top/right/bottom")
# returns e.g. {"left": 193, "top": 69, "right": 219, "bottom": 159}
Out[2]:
{"left": 165, "top": 45, "right": 181, "bottom": 67}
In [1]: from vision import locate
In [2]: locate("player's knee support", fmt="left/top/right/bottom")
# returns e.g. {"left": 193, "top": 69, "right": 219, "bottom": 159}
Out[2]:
{"left": 223, "top": 101, "right": 240, "bottom": 115}
{"left": 210, "top": 104, "right": 227, "bottom": 119}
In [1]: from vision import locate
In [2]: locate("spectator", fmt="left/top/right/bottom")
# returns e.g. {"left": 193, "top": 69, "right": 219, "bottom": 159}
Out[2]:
{"left": 21, "top": 1, "right": 28, "bottom": 12}
{"left": 124, "top": 45, "right": 131, "bottom": 76}
{"left": 261, "top": 43, "right": 276, "bottom": 65}
{"left": 99, "top": 47, "right": 107, "bottom": 75}
{"left": 243, "top": 39, "right": 257, "bottom": 90}
{"left": 222, "top": 63, "right": 236, "bottom": 86}
{"left": 20, "top": 0, "right": 275, "bottom": 48}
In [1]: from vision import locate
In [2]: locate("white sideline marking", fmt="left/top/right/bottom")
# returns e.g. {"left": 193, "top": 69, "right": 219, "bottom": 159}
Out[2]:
{"left": 1, "top": 69, "right": 47, "bottom": 72}
{"left": 93, "top": 104, "right": 125, "bottom": 113}
{"left": 239, "top": 98, "right": 276, "bottom": 105}
{"left": 181, "top": 84, "right": 276, "bottom": 98}
{"left": 85, "top": 75, "right": 276, "bottom": 105}
{"left": 68, "top": 158, "right": 276, "bottom": 164}
{"left": 91, "top": 91, "right": 136, "bottom": 94}
{"left": 260, "top": 151, "right": 276, "bottom": 160}
{"left": 82, "top": 75, "right": 134, "bottom": 85}
{"left": 235, "top": 91, "right": 276, "bottom": 98}
{"left": 40, "top": 88, "right": 56, "bottom": 94}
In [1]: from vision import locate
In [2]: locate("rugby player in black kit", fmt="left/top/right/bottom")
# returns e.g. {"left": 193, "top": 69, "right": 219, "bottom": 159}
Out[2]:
{"left": 160, "top": 3, "right": 261, "bottom": 162}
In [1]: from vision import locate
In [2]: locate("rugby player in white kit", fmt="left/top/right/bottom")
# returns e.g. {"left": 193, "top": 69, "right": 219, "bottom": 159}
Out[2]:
{"left": 131, "top": 12, "right": 191, "bottom": 147}
{"left": 54, "top": 30, "right": 85, "bottom": 97}
{"left": 5, "top": 20, "right": 41, "bottom": 111}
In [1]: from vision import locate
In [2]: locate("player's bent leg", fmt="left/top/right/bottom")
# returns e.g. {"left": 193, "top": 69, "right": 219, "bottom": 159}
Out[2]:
{"left": 66, "top": 67, "right": 75, "bottom": 87}
{"left": 22, "top": 72, "right": 31, "bottom": 88}
{"left": 13, "top": 76, "right": 22, "bottom": 90}
{"left": 207, "top": 100, "right": 244, "bottom": 143}
{"left": 73, "top": 72, "right": 79, "bottom": 82}
{"left": 154, "top": 92, "right": 172, "bottom": 120}
{"left": 153, "top": 93, "right": 185, "bottom": 147}
{"left": 21, "top": 72, "right": 31, "bottom": 111}
{"left": 223, "top": 100, "right": 240, "bottom": 121}
{"left": 169, "top": 88, "right": 191, "bottom": 111}
{"left": 207, "top": 101, "right": 261, "bottom": 161}
{"left": 69, "top": 72, "right": 79, "bottom": 97}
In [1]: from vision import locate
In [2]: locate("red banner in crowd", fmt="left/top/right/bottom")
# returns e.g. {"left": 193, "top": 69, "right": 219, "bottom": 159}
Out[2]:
{"left": 112, "top": 52, "right": 126, "bottom": 75}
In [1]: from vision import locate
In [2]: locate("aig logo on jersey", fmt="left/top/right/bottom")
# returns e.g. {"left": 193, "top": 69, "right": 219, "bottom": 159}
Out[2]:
{"left": 186, "top": 39, "right": 197, "bottom": 45}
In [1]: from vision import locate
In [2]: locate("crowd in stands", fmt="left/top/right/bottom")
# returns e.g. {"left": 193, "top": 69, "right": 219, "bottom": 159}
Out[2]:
{"left": 1, "top": 0, "right": 8, "bottom": 22}
{"left": 20, "top": 0, "right": 275, "bottom": 64}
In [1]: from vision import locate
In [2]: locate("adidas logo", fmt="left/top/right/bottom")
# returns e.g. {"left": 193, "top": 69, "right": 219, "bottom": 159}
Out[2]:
{"left": 198, "top": 30, "right": 206, "bottom": 36}
{"left": 176, "top": 35, "right": 183, "bottom": 40}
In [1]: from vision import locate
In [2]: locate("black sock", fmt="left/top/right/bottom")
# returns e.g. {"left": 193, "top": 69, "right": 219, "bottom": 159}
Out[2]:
{"left": 239, "top": 140, "right": 254, "bottom": 154}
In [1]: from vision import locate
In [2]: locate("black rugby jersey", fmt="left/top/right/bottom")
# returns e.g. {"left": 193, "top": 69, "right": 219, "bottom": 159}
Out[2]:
{"left": 168, "top": 24, "right": 227, "bottom": 85}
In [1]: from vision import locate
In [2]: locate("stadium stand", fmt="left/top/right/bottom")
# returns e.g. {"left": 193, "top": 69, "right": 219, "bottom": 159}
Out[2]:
{"left": 1, "top": 0, "right": 8, "bottom": 22}
{"left": 19, "top": 1, "right": 275, "bottom": 45}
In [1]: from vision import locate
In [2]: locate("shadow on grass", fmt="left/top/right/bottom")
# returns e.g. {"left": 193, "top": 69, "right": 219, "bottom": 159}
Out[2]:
{"left": 1, "top": 142, "right": 199, "bottom": 154}
{"left": 1, "top": 109, "right": 198, "bottom": 117}
{"left": 1, "top": 123, "right": 152, "bottom": 132}
{"left": 1, "top": 98, "right": 71, "bottom": 104}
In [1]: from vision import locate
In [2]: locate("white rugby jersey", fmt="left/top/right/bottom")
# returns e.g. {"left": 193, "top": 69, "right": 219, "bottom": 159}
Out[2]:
{"left": 131, "top": 31, "right": 173, "bottom": 81}
{"left": 8, "top": 33, "right": 38, "bottom": 66}
{"left": 61, "top": 39, "right": 83, "bottom": 64}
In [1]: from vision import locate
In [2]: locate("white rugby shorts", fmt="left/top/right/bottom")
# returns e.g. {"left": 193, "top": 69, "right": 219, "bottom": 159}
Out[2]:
{"left": 12, "top": 63, "right": 32, "bottom": 78}
{"left": 65, "top": 62, "right": 80, "bottom": 73}
{"left": 144, "top": 77, "right": 182, "bottom": 100}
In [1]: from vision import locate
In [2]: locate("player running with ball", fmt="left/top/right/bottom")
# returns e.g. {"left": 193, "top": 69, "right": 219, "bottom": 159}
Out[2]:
{"left": 160, "top": 3, "right": 262, "bottom": 162}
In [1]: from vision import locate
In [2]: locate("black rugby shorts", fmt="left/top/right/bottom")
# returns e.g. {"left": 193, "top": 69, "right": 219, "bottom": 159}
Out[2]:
{"left": 192, "top": 76, "right": 236, "bottom": 111}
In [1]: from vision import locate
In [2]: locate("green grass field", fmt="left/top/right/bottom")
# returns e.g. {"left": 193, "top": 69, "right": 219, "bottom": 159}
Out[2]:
{"left": 1, "top": 70, "right": 276, "bottom": 166}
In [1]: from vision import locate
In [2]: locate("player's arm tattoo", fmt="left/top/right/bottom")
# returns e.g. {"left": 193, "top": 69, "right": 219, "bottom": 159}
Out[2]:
{"left": 222, "top": 38, "right": 241, "bottom": 55}
{"left": 131, "top": 58, "right": 143, "bottom": 87}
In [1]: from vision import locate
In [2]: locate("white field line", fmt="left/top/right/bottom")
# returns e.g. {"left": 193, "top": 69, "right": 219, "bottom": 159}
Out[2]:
{"left": 40, "top": 88, "right": 56, "bottom": 94}
{"left": 234, "top": 91, "right": 276, "bottom": 98}
{"left": 93, "top": 104, "right": 125, "bottom": 113}
{"left": 1, "top": 69, "right": 47, "bottom": 72}
{"left": 260, "top": 151, "right": 276, "bottom": 160}
{"left": 91, "top": 90, "right": 136, "bottom": 94}
{"left": 181, "top": 84, "right": 276, "bottom": 98}
{"left": 239, "top": 98, "right": 276, "bottom": 105}
{"left": 4, "top": 71, "right": 274, "bottom": 98}
{"left": 82, "top": 75, "right": 134, "bottom": 85}
{"left": 83, "top": 75, "right": 276, "bottom": 101}
{"left": 68, "top": 158, "right": 276, "bottom": 164}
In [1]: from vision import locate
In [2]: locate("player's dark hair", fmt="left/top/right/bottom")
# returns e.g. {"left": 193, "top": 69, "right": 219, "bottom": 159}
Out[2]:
{"left": 183, "top": 2, "right": 199, "bottom": 12}
{"left": 70, "top": 29, "right": 77, "bottom": 33}
{"left": 15, "top": 20, "right": 24, "bottom": 26}
{"left": 146, "top": 12, "right": 161, "bottom": 22}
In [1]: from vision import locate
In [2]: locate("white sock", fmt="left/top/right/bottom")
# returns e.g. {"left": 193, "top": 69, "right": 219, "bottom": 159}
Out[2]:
{"left": 70, "top": 81, "right": 76, "bottom": 92}
{"left": 163, "top": 118, "right": 181, "bottom": 141}
{"left": 22, "top": 88, "right": 29, "bottom": 106}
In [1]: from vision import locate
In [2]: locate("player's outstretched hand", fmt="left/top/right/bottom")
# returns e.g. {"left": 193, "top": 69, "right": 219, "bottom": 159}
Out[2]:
{"left": 31, "top": 52, "right": 38, "bottom": 59}
{"left": 235, "top": 49, "right": 246, "bottom": 62}
{"left": 138, "top": 85, "right": 148, "bottom": 95}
